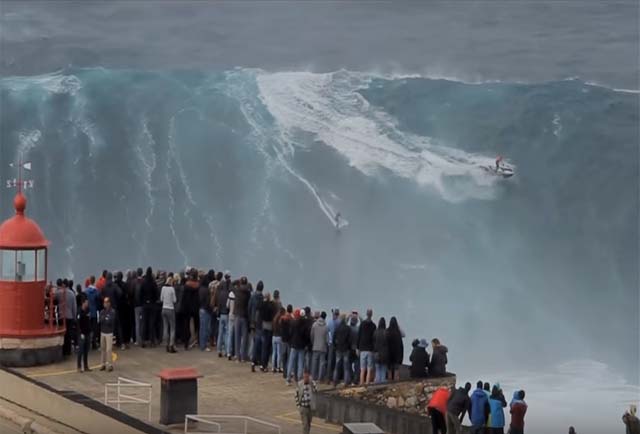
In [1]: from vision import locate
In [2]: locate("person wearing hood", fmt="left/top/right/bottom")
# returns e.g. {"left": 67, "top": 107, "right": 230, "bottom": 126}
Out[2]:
{"left": 357, "top": 309, "right": 377, "bottom": 385}
{"left": 469, "top": 381, "right": 491, "bottom": 434}
{"left": 427, "top": 387, "right": 450, "bottom": 434}
{"left": 623, "top": 405, "right": 640, "bottom": 434}
{"left": 429, "top": 338, "right": 448, "bottom": 377}
{"left": 140, "top": 267, "right": 160, "bottom": 347}
{"left": 373, "top": 317, "right": 389, "bottom": 383}
{"left": 447, "top": 382, "right": 471, "bottom": 434}
{"left": 409, "top": 338, "right": 430, "bottom": 378}
{"left": 488, "top": 384, "right": 507, "bottom": 434}
{"left": 509, "top": 390, "right": 528, "bottom": 434}
{"left": 310, "top": 311, "right": 329, "bottom": 382}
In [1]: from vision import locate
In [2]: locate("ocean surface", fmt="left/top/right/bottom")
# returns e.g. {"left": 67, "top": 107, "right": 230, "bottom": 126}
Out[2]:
{"left": 0, "top": 2, "right": 638, "bottom": 433}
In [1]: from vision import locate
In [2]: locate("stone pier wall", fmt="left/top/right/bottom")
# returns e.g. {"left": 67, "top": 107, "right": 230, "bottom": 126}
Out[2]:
{"left": 316, "top": 374, "right": 462, "bottom": 434}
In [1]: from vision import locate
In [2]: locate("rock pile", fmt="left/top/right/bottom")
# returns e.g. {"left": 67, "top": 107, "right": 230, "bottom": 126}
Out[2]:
{"left": 336, "top": 376, "right": 456, "bottom": 416}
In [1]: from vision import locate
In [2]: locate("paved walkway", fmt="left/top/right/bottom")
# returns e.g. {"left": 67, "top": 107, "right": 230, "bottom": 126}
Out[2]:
{"left": 16, "top": 345, "right": 340, "bottom": 434}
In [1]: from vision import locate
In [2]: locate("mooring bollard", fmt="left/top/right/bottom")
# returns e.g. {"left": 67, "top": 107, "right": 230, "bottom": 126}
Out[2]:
{"left": 158, "top": 367, "right": 201, "bottom": 425}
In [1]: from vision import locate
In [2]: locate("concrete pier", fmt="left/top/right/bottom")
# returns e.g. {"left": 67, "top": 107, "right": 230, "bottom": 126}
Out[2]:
{"left": 8, "top": 345, "right": 342, "bottom": 434}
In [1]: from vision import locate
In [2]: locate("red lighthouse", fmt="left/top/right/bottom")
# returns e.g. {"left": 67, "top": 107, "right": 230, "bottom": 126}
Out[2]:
{"left": 0, "top": 190, "right": 64, "bottom": 366}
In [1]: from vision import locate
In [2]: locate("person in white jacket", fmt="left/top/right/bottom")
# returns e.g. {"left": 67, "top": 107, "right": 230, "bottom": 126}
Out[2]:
{"left": 160, "top": 276, "right": 177, "bottom": 353}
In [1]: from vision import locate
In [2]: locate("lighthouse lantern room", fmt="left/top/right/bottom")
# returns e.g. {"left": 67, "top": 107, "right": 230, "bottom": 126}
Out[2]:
{"left": 0, "top": 184, "right": 64, "bottom": 366}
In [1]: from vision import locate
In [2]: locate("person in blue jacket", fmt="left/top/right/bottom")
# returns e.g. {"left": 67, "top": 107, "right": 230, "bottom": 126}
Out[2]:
{"left": 488, "top": 384, "right": 507, "bottom": 433}
{"left": 84, "top": 276, "right": 101, "bottom": 349}
{"left": 469, "top": 381, "right": 490, "bottom": 434}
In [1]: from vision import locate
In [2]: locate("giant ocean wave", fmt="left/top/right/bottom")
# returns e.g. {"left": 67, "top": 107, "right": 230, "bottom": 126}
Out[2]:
{"left": 0, "top": 67, "right": 638, "bottom": 431}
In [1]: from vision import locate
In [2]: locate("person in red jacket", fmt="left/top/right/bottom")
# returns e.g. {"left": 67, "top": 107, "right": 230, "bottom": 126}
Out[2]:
{"left": 96, "top": 270, "right": 108, "bottom": 292}
{"left": 427, "top": 387, "right": 450, "bottom": 434}
{"left": 509, "top": 390, "right": 528, "bottom": 434}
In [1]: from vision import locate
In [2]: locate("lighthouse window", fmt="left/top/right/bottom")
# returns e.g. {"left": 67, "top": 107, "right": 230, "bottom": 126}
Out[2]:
{"left": 0, "top": 250, "right": 16, "bottom": 281}
{"left": 16, "top": 250, "right": 36, "bottom": 282}
{"left": 37, "top": 249, "right": 46, "bottom": 280}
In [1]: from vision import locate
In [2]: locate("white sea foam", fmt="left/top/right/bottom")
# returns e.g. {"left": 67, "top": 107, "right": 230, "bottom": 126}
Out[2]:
{"left": 256, "top": 70, "right": 500, "bottom": 203}
{"left": 2, "top": 72, "right": 81, "bottom": 95}
{"left": 552, "top": 113, "right": 563, "bottom": 137}
{"left": 17, "top": 129, "right": 41, "bottom": 158}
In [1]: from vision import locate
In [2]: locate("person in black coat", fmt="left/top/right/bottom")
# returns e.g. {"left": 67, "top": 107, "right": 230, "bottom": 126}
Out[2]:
{"left": 429, "top": 338, "right": 449, "bottom": 377}
{"left": 386, "top": 316, "right": 404, "bottom": 381}
{"left": 115, "top": 271, "right": 131, "bottom": 348}
{"left": 373, "top": 317, "right": 389, "bottom": 383}
{"left": 140, "top": 267, "right": 159, "bottom": 347}
{"left": 409, "top": 338, "right": 430, "bottom": 378}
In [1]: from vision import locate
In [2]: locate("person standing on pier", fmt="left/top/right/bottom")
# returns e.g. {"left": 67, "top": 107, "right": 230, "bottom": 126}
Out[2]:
{"left": 85, "top": 276, "right": 101, "bottom": 350}
{"left": 357, "top": 309, "right": 377, "bottom": 384}
{"left": 310, "top": 311, "right": 328, "bottom": 381}
{"left": 99, "top": 297, "right": 118, "bottom": 372}
{"left": 295, "top": 371, "right": 317, "bottom": 434}
{"left": 76, "top": 298, "right": 91, "bottom": 373}
{"left": 160, "top": 276, "right": 177, "bottom": 353}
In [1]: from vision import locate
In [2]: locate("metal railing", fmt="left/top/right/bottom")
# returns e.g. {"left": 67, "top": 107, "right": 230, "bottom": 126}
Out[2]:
{"left": 184, "top": 415, "right": 281, "bottom": 434}
{"left": 104, "top": 377, "right": 152, "bottom": 421}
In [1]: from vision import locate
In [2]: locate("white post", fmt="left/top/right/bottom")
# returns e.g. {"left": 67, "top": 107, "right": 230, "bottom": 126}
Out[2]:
{"left": 148, "top": 387, "right": 152, "bottom": 421}
{"left": 117, "top": 381, "right": 121, "bottom": 411}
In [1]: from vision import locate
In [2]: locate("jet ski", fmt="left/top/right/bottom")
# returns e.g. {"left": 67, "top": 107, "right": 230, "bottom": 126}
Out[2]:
{"left": 483, "top": 164, "right": 515, "bottom": 178}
